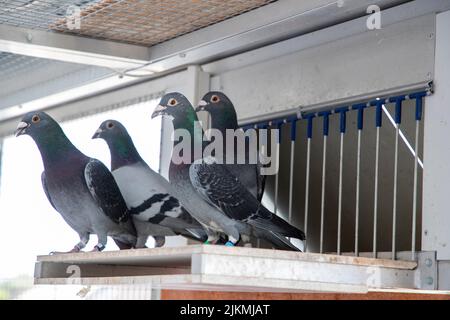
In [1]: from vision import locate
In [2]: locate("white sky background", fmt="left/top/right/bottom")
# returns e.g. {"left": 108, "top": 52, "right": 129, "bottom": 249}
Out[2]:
{"left": 0, "top": 99, "right": 162, "bottom": 279}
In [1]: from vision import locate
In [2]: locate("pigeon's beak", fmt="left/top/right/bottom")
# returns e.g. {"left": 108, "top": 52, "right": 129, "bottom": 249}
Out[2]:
{"left": 15, "top": 121, "right": 29, "bottom": 137}
{"left": 92, "top": 128, "right": 103, "bottom": 139}
{"left": 151, "top": 104, "right": 167, "bottom": 119}
{"left": 195, "top": 100, "right": 209, "bottom": 112}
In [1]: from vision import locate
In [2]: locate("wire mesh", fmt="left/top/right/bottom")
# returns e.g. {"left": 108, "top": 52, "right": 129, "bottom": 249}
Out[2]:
{"left": 0, "top": 0, "right": 277, "bottom": 46}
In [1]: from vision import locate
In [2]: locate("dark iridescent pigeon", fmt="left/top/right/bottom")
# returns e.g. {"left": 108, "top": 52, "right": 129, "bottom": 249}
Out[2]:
{"left": 92, "top": 120, "right": 208, "bottom": 247}
{"left": 15, "top": 112, "right": 137, "bottom": 252}
{"left": 196, "top": 91, "right": 265, "bottom": 201}
{"left": 152, "top": 93, "right": 304, "bottom": 250}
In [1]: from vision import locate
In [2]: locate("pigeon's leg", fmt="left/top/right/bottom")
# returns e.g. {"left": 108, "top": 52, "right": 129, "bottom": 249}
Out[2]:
{"left": 50, "top": 233, "right": 89, "bottom": 255}
{"left": 91, "top": 234, "right": 107, "bottom": 252}
{"left": 222, "top": 225, "right": 240, "bottom": 247}
{"left": 154, "top": 236, "right": 165, "bottom": 248}
{"left": 204, "top": 231, "right": 220, "bottom": 244}
{"left": 135, "top": 235, "right": 148, "bottom": 248}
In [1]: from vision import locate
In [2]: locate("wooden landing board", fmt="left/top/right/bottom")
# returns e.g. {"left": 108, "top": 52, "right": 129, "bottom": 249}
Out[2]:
{"left": 34, "top": 245, "right": 418, "bottom": 293}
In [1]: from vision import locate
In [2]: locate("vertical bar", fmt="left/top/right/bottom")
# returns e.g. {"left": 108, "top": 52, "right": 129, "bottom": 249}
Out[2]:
{"left": 352, "top": 103, "right": 366, "bottom": 257}
{"left": 303, "top": 114, "right": 314, "bottom": 252}
{"left": 318, "top": 111, "right": 330, "bottom": 254}
{"left": 273, "top": 119, "right": 284, "bottom": 215}
{"left": 411, "top": 119, "right": 419, "bottom": 259}
{"left": 392, "top": 124, "right": 399, "bottom": 260}
{"left": 389, "top": 96, "right": 405, "bottom": 260}
{"left": 288, "top": 119, "right": 297, "bottom": 224}
{"left": 371, "top": 100, "right": 384, "bottom": 258}
{"left": 335, "top": 107, "right": 348, "bottom": 255}
{"left": 410, "top": 92, "right": 426, "bottom": 260}
{"left": 373, "top": 126, "right": 380, "bottom": 258}
{"left": 355, "top": 129, "right": 361, "bottom": 256}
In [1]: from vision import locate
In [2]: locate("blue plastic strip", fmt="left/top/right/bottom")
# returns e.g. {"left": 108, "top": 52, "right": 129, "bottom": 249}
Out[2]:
{"left": 318, "top": 111, "right": 331, "bottom": 136}
{"left": 335, "top": 107, "right": 349, "bottom": 133}
{"left": 290, "top": 119, "right": 297, "bottom": 141}
{"left": 275, "top": 120, "right": 283, "bottom": 143}
{"left": 303, "top": 113, "right": 315, "bottom": 139}
{"left": 389, "top": 95, "right": 405, "bottom": 124}
{"left": 370, "top": 100, "right": 384, "bottom": 127}
{"left": 409, "top": 91, "right": 427, "bottom": 121}
{"left": 352, "top": 103, "right": 367, "bottom": 130}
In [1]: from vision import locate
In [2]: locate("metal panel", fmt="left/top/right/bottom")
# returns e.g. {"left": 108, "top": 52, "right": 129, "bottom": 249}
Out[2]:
{"left": 209, "top": 14, "right": 435, "bottom": 120}
{"left": 423, "top": 9, "right": 450, "bottom": 260}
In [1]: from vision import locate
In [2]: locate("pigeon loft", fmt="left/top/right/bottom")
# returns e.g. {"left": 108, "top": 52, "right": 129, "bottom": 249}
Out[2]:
{"left": 34, "top": 245, "right": 434, "bottom": 294}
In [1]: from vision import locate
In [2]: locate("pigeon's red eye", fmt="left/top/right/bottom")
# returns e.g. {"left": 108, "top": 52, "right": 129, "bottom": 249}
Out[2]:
{"left": 107, "top": 122, "right": 114, "bottom": 129}
{"left": 211, "top": 95, "right": 220, "bottom": 103}
{"left": 32, "top": 115, "right": 40, "bottom": 123}
{"left": 168, "top": 98, "right": 178, "bottom": 106}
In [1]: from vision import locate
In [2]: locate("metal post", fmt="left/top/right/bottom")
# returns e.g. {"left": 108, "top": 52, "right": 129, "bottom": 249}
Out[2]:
{"left": 389, "top": 96, "right": 405, "bottom": 260}
{"left": 371, "top": 99, "right": 384, "bottom": 259}
{"left": 352, "top": 103, "right": 367, "bottom": 257}
{"left": 288, "top": 119, "right": 297, "bottom": 224}
{"left": 336, "top": 107, "right": 348, "bottom": 255}
{"left": 318, "top": 111, "right": 331, "bottom": 254}
{"left": 410, "top": 92, "right": 426, "bottom": 260}
{"left": 273, "top": 118, "right": 284, "bottom": 216}
{"left": 303, "top": 114, "right": 314, "bottom": 252}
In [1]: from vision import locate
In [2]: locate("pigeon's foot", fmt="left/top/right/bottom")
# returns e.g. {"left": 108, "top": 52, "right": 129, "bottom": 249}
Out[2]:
{"left": 225, "top": 241, "right": 235, "bottom": 247}
{"left": 49, "top": 246, "right": 81, "bottom": 255}
{"left": 90, "top": 244, "right": 105, "bottom": 252}
{"left": 203, "top": 240, "right": 211, "bottom": 245}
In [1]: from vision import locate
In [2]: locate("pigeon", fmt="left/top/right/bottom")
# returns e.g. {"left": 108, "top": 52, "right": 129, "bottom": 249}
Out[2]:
{"left": 15, "top": 111, "right": 137, "bottom": 252}
{"left": 152, "top": 93, "right": 305, "bottom": 250}
{"left": 92, "top": 119, "right": 208, "bottom": 247}
{"left": 196, "top": 91, "right": 265, "bottom": 201}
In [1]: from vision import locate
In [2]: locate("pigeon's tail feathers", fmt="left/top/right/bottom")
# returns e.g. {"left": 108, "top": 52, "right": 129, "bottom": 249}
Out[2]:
{"left": 259, "top": 230, "right": 302, "bottom": 251}
{"left": 250, "top": 208, "right": 306, "bottom": 241}
{"left": 113, "top": 238, "right": 135, "bottom": 250}
{"left": 178, "top": 228, "right": 208, "bottom": 243}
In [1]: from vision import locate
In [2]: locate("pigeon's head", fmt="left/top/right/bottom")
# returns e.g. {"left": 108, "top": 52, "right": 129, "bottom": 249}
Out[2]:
{"left": 92, "top": 120, "right": 127, "bottom": 141}
{"left": 196, "top": 91, "right": 234, "bottom": 115}
{"left": 15, "top": 111, "right": 59, "bottom": 138}
{"left": 151, "top": 92, "right": 194, "bottom": 120}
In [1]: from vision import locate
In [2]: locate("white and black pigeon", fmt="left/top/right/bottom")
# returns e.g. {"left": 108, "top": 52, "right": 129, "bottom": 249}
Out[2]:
{"left": 152, "top": 93, "right": 305, "bottom": 250}
{"left": 15, "top": 111, "right": 137, "bottom": 252}
{"left": 92, "top": 119, "right": 208, "bottom": 247}
{"left": 195, "top": 91, "right": 265, "bottom": 202}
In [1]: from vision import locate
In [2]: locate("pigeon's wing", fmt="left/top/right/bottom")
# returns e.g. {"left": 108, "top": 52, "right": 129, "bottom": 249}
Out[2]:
{"left": 84, "top": 159, "right": 129, "bottom": 223}
{"left": 189, "top": 158, "right": 270, "bottom": 222}
{"left": 41, "top": 171, "right": 57, "bottom": 211}
{"left": 256, "top": 161, "right": 266, "bottom": 202}
{"left": 190, "top": 159, "right": 305, "bottom": 240}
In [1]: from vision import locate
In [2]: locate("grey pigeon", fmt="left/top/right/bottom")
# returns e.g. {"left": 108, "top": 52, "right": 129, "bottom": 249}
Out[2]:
{"left": 15, "top": 112, "right": 137, "bottom": 252}
{"left": 152, "top": 93, "right": 304, "bottom": 250}
{"left": 92, "top": 120, "right": 208, "bottom": 247}
{"left": 196, "top": 91, "right": 265, "bottom": 201}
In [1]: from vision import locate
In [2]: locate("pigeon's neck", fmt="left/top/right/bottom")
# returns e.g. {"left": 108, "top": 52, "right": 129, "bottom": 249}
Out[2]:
{"left": 106, "top": 133, "right": 143, "bottom": 171}
{"left": 33, "top": 128, "right": 86, "bottom": 167}
{"left": 171, "top": 110, "right": 204, "bottom": 164}
{"left": 210, "top": 110, "right": 238, "bottom": 132}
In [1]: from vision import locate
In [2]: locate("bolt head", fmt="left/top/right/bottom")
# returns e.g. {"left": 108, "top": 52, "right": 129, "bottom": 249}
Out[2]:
{"left": 425, "top": 258, "right": 433, "bottom": 267}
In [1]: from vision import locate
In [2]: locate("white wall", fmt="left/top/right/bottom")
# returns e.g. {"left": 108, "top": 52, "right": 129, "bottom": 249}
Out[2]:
{"left": 423, "top": 10, "right": 450, "bottom": 260}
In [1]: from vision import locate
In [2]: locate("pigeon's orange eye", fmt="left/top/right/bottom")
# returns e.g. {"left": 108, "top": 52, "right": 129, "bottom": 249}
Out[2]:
{"left": 210, "top": 95, "right": 220, "bottom": 103}
{"left": 168, "top": 98, "right": 178, "bottom": 106}
{"left": 32, "top": 115, "right": 40, "bottom": 123}
{"left": 107, "top": 122, "right": 114, "bottom": 129}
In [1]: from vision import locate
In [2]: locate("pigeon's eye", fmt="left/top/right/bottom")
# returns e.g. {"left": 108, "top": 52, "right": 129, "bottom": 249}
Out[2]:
{"left": 32, "top": 115, "right": 40, "bottom": 123}
{"left": 107, "top": 122, "right": 114, "bottom": 129}
{"left": 210, "top": 95, "right": 220, "bottom": 103}
{"left": 168, "top": 98, "right": 178, "bottom": 106}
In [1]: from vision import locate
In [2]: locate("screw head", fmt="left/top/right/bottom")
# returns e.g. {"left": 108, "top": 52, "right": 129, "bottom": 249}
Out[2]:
{"left": 26, "top": 33, "right": 33, "bottom": 42}
{"left": 426, "top": 277, "right": 434, "bottom": 286}
{"left": 425, "top": 258, "right": 433, "bottom": 267}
